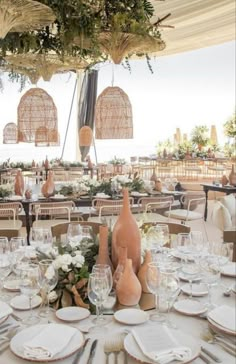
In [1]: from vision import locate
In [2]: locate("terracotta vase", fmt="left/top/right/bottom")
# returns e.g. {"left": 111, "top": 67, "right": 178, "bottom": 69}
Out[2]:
{"left": 150, "top": 169, "right": 158, "bottom": 182}
{"left": 32, "top": 160, "right": 36, "bottom": 167}
{"left": 229, "top": 164, "right": 236, "bottom": 186}
{"left": 25, "top": 188, "right": 32, "bottom": 200}
{"left": 112, "top": 188, "right": 141, "bottom": 273}
{"left": 14, "top": 169, "right": 24, "bottom": 196}
{"left": 116, "top": 258, "right": 142, "bottom": 306}
{"left": 44, "top": 156, "right": 49, "bottom": 170}
{"left": 41, "top": 170, "right": 55, "bottom": 198}
{"left": 155, "top": 180, "right": 162, "bottom": 192}
{"left": 137, "top": 250, "right": 152, "bottom": 293}
{"left": 96, "top": 225, "right": 114, "bottom": 273}
{"left": 113, "top": 246, "right": 127, "bottom": 289}
{"left": 221, "top": 174, "right": 228, "bottom": 186}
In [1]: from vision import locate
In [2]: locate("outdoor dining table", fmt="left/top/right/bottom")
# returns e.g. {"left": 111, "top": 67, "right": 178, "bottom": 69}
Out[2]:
{"left": 201, "top": 183, "right": 236, "bottom": 221}
{"left": 0, "top": 273, "right": 235, "bottom": 364}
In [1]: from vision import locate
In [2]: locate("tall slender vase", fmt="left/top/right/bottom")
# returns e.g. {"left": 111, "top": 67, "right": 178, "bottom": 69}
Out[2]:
{"left": 137, "top": 250, "right": 152, "bottom": 293}
{"left": 41, "top": 170, "right": 55, "bottom": 198}
{"left": 229, "top": 164, "right": 236, "bottom": 186}
{"left": 113, "top": 246, "right": 127, "bottom": 289}
{"left": 112, "top": 188, "right": 141, "bottom": 273}
{"left": 14, "top": 169, "right": 24, "bottom": 196}
{"left": 96, "top": 225, "right": 114, "bottom": 273}
{"left": 116, "top": 259, "right": 142, "bottom": 306}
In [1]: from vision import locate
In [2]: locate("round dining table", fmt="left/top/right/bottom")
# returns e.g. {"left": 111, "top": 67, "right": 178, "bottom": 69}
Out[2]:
{"left": 0, "top": 271, "right": 235, "bottom": 364}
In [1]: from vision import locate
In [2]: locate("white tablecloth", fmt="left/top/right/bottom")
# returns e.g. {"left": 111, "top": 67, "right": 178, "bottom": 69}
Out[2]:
{"left": 0, "top": 276, "right": 235, "bottom": 364}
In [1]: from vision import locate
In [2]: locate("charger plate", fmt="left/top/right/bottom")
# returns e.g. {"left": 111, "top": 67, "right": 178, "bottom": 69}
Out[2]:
{"left": 10, "top": 324, "right": 84, "bottom": 362}
{"left": 124, "top": 327, "right": 200, "bottom": 364}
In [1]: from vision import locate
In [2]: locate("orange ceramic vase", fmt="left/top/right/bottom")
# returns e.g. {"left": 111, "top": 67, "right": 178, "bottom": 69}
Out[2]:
{"left": 41, "top": 170, "right": 55, "bottom": 198}
{"left": 113, "top": 246, "right": 127, "bottom": 289}
{"left": 116, "top": 258, "right": 142, "bottom": 306}
{"left": 229, "top": 164, "right": 236, "bottom": 186}
{"left": 96, "top": 225, "right": 114, "bottom": 273}
{"left": 112, "top": 188, "right": 141, "bottom": 273}
{"left": 221, "top": 175, "right": 228, "bottom": 186}
{"left": 137, "top": 250, "right": 152, "bottom": 293}
{"left": 14, "top": 169, "right": 24, "bottom": 196}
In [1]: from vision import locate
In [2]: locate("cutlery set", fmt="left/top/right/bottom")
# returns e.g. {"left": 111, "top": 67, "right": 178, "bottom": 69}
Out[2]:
{"left": 104, "top": 334, "right": 127, "bottom": 364}
{"left": 72, "top": 338, "right": 98, "bottom": 364}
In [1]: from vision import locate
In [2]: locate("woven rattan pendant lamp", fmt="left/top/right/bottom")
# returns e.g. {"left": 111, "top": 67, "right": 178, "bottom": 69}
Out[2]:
{"left": 3, "top": 122, "right": 18, "bottom": 143}
{"left": 95, "top": 86, "right": 133, "bottom": 139}
{"left": 17, "top": 87, "right": 58, "bottom": 144}
{"left": 0, "top": 0, "right": 55, "bottom": 39}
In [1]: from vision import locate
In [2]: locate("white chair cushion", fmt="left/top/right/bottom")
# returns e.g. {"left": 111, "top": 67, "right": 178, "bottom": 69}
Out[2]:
{"left": 212, "top": 201, "right": 232, "bottom": 230}
{"left": 220, "top": 194, "right": 236, "bottom": 218}
{"left": 164, "top": 209, "right": 202, "bottom": 221}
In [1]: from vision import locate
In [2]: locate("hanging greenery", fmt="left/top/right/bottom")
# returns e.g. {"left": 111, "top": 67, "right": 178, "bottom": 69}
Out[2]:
{"left": 0, "top": 0, "right": 165, "bottom": 85}
{"left": 224, "top": 111, "right": 236, "bottom": 138}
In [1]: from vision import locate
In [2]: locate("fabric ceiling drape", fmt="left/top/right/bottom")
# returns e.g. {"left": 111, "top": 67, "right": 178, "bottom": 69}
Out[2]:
{"left": 78, "top": 69, "right": 98, "bottom": 161}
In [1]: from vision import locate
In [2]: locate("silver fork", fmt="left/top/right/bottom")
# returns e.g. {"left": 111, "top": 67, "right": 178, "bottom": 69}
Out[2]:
{"left": 104, "top": 335, "right": 127, "bottom": 364}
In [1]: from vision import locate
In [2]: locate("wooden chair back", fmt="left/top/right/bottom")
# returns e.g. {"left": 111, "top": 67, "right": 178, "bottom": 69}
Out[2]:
{"left": 0, "top": 202, "right": 23, "bottom": 221}
{"left": 141, "top": 221, "right": 191, "bottom": 234}
{"left": 51, "top": 221, "right": 103, "bottom": 239}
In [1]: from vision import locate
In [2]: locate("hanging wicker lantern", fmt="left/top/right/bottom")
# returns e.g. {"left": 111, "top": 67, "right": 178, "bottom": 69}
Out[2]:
{"left": 74, "top": 31, "right": 165, "bottom": 64}
{"left": 3, "top": 122, "right": 18, "bottom": 144}
{"left": 210, "top": 125, "right": 218, "bottom": 145}
{"left": 79, "top": 126, "right": 93, "bottom": 146}
{"left": 0, "top": 0, "right": 55, "bottom": 39}
{"left": 17, "top": 87, "right": 58, "bottom": 143}
{"left": 5, "top": 53, "right": 89, "bottom": 82}
{"left": 95, "top": 86, "right": 133, "bottom": 139}
{"left": 34, "top": 127, "right": 60, "bottom": 147}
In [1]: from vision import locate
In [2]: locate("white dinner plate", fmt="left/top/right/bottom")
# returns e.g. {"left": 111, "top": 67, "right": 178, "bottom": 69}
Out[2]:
{"left": 174, "top": 299, "right": 207, "bottom": 316}
{"left": 6, "top": 195, "right": 23, "bottom": 201}
{"left": 10, "top": 295, "right": 42, "bottom": 310}
{"left": 124, "top": 328, "right": 200, "bottom": 364}
{"left": 4, "top": 279, "right": 21, "bottom": 292}
{"left": 171, "top": 250, "right": 195, "bottom": 261}
{"left": 10, "top": 324, "right": 84, "bottom": 362}
{"left": 181, "top": 283, "right": 208, "bottom": 297}
{"left": 56, "top": 307, "right": 90, "bottom": 322}
{"left": 50, "top": 194, "right": 65, "bottom": 200}
{"left": 207, "top": 317, "right": 236, "bottom": 336}
{"left": 178, "top": 272, "right": 201, "bottom": 282}
{"left": 131, "top": 192, "right": 148, "bottom": 197}
{"left": 221, "top": 263, "right": 236, "bottom": 277}
{"left": 114, "top": 309, "right": 149, "bottom": 325}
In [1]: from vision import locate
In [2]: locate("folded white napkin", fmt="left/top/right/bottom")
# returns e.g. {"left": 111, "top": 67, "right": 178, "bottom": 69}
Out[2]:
{"left": 0, "top": 301, "right": 13, "bottom": 320}
{"left": 208, "top": 305, "right": 236, "bottom": 332}
{"left": 221, "top": 263, "right": 236, "bottom": 276}
{"left": 23, "top": 324, "right": 77, "bottom": 359}
{"left": 132, "top": 326, "right": 192, "bottom": 364}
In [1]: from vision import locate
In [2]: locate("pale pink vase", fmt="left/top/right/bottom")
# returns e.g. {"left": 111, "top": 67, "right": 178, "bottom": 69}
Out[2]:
{"left": 112, "top": 246, "right": 127, "bottom": 289}
{"left": 14, "top": 169, "right": 24, "bottom": 196}
{"left": 96, "top": 225, "right": 114, "bottom": 273}
{"left": 137, "top": 250, "right": 152, "bottom": 293}
{"left": 41, "top": 170, "right": 54, "bottom": 198}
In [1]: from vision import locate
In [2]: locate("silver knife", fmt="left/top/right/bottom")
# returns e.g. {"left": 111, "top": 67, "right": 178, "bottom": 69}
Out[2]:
{"left": 199, "top": 352, "right": 213, "bottom": 364}
{"left": 87, "top": 339, "right": 98, "bottom": 364}
{"left": 201, "top": 346, "right": 222, "bottom": 363}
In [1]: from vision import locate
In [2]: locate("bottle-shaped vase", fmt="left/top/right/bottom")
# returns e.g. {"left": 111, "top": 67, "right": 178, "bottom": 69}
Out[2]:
{"left": 41, "top": 170, "right": 54, "bottom": 198}
{"left": 96, "top": 225, "right": 114, "bottom": 273}
{"left": 116, "top": 259, "right": 142, "bottom": 306}
{"left": 113, "top": 246, "right": 127, "bottom": 289}
{"left": 14, "top": 169, "right": 24, "bottom": 196}
{"left": 137, "top": 250, "right": 152, "bottom": 293}
{"left": 112, "top": 188, "right": 141, "bottom": 273}
{"left": 229, "top": 164, "right": 236, "bottom": 186}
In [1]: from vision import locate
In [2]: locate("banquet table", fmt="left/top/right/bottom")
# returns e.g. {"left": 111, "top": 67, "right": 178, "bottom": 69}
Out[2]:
{"left": 0, "top": 273, "right": 235, "bottom": 364}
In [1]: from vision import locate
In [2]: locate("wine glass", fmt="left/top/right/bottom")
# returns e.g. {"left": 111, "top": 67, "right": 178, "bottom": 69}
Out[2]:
{"left": 87, "top": 272, "right": 109, "bottom": 331}
{"left": 67, "top": 224, "right": 92, "bottom": 247}
{"left": 200, "top": 255, "right": 221, "bottom": 310}
{"left": 146, "top": 224, "right": 169, "bottom": 258}
{"left": 146, "top": 262, "right": 165, "bottom": 322}
{"left": 0, "top": 237, "right": 11, "bottom": 300}
{"left": 171, "top": 177, "right": 178, "bottom": 190}
{"left": 38, "top": 259, "right": 58, "bottom": 317}
{"left": 30, "top": 228, "right": 53, "bottom": 252}
{"left": 19, "top": 263, "right": 40, "bottom": 325}
{"left": 181, "top": 257, "right": 200, "bottom": 300}
{"left": 190, "top": 231, "right": 205, "bottom": 256}
{"left": 159, "top": 267, "right": 180, "bottom": 328}
{"left": 92, "top": 264, "right": 113, "bottom": 322}
{"left": 176, "top": 233, "right": 192, "bottom": 258}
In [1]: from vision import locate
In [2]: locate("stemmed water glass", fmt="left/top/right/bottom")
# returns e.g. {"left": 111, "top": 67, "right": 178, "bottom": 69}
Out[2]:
{"left": 181, "top": 257, "right": 200, "bottom": 300}
{"left": 0, "top": 237, "right": 11, "bottom": 300}
{"left": 19, "top": 263, "right": 40, "bottom": 325}
{"left": 92, "top": 264, "right": 113, "bottom": 322}
{"left": 200, "top": 255, "right": 221, "bottom": 311}
{"left": 38, "top": 259, "right": 58, "bottom": 317}
{"left": 159, "top": 267, "right": 180, "bottom": 328}
{"left": 87, "top": 272, "right": 110, "bottom": 331}
{"left": 67, "top": 224, "right": 92, "bottom": 247}
{"left": 30, "top": 228, "right": 53, "bottom": 252}
{"left": 146, "top": 224, "right": 169, "bottom": 258}
{"left": 146, "top": 262, "right": 165, "bottom": 322}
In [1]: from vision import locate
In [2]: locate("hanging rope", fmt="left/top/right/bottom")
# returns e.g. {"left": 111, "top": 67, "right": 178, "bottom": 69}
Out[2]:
{"left": 60, "top": 78, "right": 78, "bottom": 160}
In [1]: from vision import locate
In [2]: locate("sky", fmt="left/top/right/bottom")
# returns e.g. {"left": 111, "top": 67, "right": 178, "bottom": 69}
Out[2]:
{"left": 0, "top": 40, "right": 235, "bottom": 164}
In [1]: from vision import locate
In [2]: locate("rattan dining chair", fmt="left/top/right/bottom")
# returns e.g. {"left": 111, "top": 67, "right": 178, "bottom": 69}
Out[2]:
{"left": 92, "top": 197, "right": 134, "bottom": 217}
{"left": 0, "top": 202, "right": 23, "bottom": 236}
{"left": 51, "top": 221, "right": 103, "bottom": 243}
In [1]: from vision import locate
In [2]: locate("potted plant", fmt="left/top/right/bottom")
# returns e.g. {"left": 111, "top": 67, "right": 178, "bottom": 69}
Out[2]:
{"left": 191, "top": 125, "right": 209, "bottom": 151}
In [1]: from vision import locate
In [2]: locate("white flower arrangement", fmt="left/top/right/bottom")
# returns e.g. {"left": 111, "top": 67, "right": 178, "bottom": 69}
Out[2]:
{"left": 0, "top": 183, "right": 14, "bottom": 198}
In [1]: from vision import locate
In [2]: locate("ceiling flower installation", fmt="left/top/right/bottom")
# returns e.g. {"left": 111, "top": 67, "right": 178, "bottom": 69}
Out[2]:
{"left": 0, "top": 0, "right": 166, "bottom": 86}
